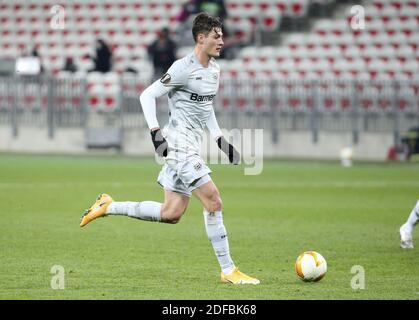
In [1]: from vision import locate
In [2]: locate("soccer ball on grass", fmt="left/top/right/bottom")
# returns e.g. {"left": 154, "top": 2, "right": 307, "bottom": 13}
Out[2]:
{"left": 295, "top": 251, "right": 327, "bottom": 282}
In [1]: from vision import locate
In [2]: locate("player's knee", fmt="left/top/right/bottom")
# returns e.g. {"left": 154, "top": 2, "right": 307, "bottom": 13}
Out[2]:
{"left": 163, "top": 213, "right": 182, "bottom": 224}
{"left": 208, "top": 195, "right": 223, "bottom": 212}
{"left": 166, "top": 217, "right": 180, "bottom": 224}
{"left": 161, "top": 205, "right": 185, "bottom": 224}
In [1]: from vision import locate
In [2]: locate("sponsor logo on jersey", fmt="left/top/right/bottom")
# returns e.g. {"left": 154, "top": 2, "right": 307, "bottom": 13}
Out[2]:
{"left": 190, "top": 93, "right": 215, "bottom": 102}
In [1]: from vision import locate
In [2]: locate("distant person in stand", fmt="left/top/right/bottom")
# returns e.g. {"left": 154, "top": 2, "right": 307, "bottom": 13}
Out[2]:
{"left": 31, "top": 45, "right": 44, "bottom": 73}
{"left": 148, "top": 28, "right": 177, "bottom": 80}
{"left": 87, "top": 39, "right": 113, "bottom": 73}
{"left": 196, "top": 0, "right": 228, "bottom": 21}
{"left": 63, "top": 57, "right": 77, "bottom": 73}
{"left": 177, "top": 0, "right": 199, "bottom": 23}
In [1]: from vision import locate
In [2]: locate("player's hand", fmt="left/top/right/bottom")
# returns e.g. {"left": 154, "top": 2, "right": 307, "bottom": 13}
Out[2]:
{"left": 150, "top": 129, "right": 168, "bottom": 157}
{"left": 216, "top": 136, "right": 240, "bottom": 165}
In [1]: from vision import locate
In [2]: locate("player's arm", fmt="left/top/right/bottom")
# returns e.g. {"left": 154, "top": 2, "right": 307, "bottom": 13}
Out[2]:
{"left": 206, "top": 108, "right": 240, "bottom": 165}
{"left": 139, "top": 79, "right": 170, "bottom": 157}
{"left": 140, "top": 61, "right": 188, "bottom": 157}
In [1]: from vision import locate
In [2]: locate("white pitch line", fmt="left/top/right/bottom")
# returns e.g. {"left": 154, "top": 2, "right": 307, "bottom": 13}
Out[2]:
{"left": 1, "top": 181, "right": 419, "bottom": 189}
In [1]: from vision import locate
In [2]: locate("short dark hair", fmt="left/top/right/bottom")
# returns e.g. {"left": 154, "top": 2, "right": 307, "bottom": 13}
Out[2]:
{"left": 192, "top": 12, "right": 222, "bottom": 43}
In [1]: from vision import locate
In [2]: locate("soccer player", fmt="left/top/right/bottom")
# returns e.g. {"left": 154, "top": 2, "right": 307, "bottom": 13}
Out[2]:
{"left": 399, "top": 200, "right": 419, "bottom": 249}
{"left": 80, "top": 13, "right": 260, "bottom": 285}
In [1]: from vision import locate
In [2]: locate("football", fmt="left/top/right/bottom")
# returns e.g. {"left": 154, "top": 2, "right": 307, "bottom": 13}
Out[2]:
{"left": 295, "top": 251, "right": 327, "bottom": 282}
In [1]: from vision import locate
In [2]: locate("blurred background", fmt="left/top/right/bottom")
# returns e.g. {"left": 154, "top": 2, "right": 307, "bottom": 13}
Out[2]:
{"left": 0, "top": 0, "right": 418, "bottom": 161}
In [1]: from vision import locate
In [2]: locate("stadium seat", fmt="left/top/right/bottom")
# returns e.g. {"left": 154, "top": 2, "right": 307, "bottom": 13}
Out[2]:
{"left": 1, "top": 0, "right": 418, "bottom": 117}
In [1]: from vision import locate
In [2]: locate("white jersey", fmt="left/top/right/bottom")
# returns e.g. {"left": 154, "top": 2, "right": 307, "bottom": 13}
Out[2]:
{"left": 160, "top": 51, "right": 220, "bottom": 159}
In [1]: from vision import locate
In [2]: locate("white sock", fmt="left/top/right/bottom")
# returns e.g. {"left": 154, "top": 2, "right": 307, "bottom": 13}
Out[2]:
{"left": 404, "top": 200, "right": 419, "bottom": 233}
{"left": 106, "top": 201, "right": 162, "bottom": 222}
{"left": 204, "top": 210, "right": 235, "bottom": 275}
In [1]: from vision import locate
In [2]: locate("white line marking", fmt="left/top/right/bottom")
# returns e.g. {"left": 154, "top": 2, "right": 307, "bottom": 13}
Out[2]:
{"left": 1, "top": 181, "right": 419, "bottom": 189}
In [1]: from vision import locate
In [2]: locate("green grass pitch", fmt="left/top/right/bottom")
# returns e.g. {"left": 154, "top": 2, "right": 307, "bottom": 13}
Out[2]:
{"left": 0, "top": 154, "right": 418, "bottom": 300}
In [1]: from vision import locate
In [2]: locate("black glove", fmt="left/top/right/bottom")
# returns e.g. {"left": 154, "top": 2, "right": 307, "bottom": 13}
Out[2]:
{"left": 150, "top": 129, "right": 168, "bottom": 157}
{"left": 216, "top": 136, "right": 240, "bottom": 165}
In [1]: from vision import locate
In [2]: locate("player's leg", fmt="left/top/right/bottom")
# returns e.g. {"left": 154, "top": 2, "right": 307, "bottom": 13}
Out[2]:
{"left": 193, "top": 179, "right": 260, "bottom": 284}
{"left": 193, "top": 180, "right": 233, "bottom": 272}
{"left": 106, "top": 190, "right": 189, "bottom": 223}
{"left": 160, "top": 190, "right": 189, "bottom": 224}
{"left": 108, "top": 189, "right": 188, "bottom": 223}
{"left": 80, "top": 159, "right": 192, "bottom": 227}
{"left": 80, "top": 190, "right": 189, "bottom": 227}
{"left": 400, "top": 200, "right": 419, "bottom": 249}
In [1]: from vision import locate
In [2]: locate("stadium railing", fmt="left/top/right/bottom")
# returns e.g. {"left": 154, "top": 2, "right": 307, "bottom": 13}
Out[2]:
{"left": 0, "top": 74, "right": 417, "bottom": 144}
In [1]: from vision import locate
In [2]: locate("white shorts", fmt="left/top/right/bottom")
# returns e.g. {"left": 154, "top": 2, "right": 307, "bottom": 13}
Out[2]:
{"left": 157, "top": 155, "right": 212, "bottom": 197}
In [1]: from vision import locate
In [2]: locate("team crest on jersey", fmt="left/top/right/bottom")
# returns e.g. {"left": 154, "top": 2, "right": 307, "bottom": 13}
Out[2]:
{"left": 160, "top": 73, "right": 171, "bottom": 84}
{"left": 194, "top": 162, "right": 202, "bottom": 171}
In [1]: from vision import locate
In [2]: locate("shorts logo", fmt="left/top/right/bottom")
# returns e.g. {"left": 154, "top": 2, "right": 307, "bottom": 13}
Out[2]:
{"left": 160, "top": 73, "right": 171, "bottom": 84}
{"left": 194, "top": 162, "right": 202, "bottom": 171}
